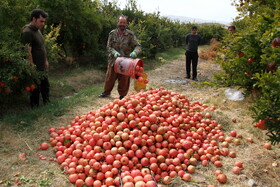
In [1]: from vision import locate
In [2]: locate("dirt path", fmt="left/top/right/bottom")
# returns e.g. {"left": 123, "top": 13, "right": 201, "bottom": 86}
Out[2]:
{"left": 146, "top": 55, "right": 221, "bottom": 97}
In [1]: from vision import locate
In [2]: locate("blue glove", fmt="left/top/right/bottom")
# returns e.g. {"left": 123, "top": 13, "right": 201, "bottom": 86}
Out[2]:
{"left": 114, "top": 52, "right": 120, "bottom": 58}
{"left": 130, "top": 51, "right": 137, "bottom": 59}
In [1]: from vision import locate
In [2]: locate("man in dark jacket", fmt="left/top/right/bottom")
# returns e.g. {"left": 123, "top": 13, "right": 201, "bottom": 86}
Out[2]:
{"left": 185, "top": 26, "right": 201, "bottom": 81}
{"left": 21, "top": 9, "right": 50, "bottom": 108}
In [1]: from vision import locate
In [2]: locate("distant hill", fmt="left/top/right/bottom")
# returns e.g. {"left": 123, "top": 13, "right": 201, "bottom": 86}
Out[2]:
{"left": 164, "top": 15, "right": 231, "bottom": 25}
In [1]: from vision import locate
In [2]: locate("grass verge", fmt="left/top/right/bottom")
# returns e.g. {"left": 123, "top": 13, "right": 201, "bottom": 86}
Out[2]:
{"left": 144, "top": 47, "right": 185, "bottom": 71}
{"left": 2, "top": 86, "right": 102, "bottom": 129}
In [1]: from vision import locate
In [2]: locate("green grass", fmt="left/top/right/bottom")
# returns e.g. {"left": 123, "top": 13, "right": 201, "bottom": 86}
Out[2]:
{"left": 2, "top": 86, "right": 102, "bottom": 129}
{"left": 155, "top": 47, "right": 185, "bottom": 61}
{"left": 144, "top": 47, "right": 185, "bottom": 71}
{"left": 50, "top": 65, "right": 97, "bottom": 79}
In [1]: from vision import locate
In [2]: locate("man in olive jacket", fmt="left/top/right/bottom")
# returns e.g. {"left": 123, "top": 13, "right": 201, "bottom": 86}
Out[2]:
{"left": 21, "top": 9, "right": 50, "bottom": 108}
{"left": 99, "top": 15, "right": 141, "bottom": 99}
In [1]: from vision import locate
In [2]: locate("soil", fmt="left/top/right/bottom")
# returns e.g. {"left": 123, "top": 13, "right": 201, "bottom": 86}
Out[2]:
{"left": 0, "top": 54, "right": 279, "bottom": 187}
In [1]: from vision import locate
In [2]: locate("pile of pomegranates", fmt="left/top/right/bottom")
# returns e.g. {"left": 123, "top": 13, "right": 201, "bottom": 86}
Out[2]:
{"left": 44, "top": 88, "right": 246, "bottom": 186}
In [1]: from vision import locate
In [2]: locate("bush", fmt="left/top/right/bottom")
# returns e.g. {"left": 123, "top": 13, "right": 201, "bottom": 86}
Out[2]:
{"left": 199, "top": 38, "right": 221, "bottom": 61}
{"left": 250, "top": 70, "right": 280, "bottom": 144}
{"left": 44, "top": 24, "right": 63, "bottom": 66}
{"left": 214, "top": 0, "right": 280, "bottom": 143}
{"left": 39, "top": 0, "right": 102, "bottom": 61}
{"left": 198, "top": 23, "right": 227, "bottom": 44}
{"left": 0, "top": 38, "right": 39, "bottom": 99}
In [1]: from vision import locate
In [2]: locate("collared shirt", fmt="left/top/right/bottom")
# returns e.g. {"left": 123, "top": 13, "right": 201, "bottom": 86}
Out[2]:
{"left": 21, "top": 24, "right": 47, "bottom": 71}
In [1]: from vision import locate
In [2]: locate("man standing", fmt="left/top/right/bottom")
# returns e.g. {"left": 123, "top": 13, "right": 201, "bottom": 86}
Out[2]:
{"left": 99, "top": 15, "right": 141, "bottom": 99}
{"left": 185, "top": 26, "right": 201, "bottom": 81}
{"left": 21, "top": 9, "right": 50, "bottom": 108}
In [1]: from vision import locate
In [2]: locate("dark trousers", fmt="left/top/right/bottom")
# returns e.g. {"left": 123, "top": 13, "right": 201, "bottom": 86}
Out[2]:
{"left": 186, "top": 51, "right": 198, "bottom": 79}
{"left": 103, "top": 65, "right": 130, "bottom": 97}
{"left": 30, "top": 76, "right": 50, "bottom": 107}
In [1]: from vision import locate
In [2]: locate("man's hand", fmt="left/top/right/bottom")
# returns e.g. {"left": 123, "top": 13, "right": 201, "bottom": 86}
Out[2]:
{"left": 114, "top": 52, "right": 121, "bottom": 58}
{"left": 130, "top": 51, "right": 137, "bottom": 59}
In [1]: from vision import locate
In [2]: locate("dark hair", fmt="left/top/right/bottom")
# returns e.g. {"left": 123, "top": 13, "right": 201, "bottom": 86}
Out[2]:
{"left": 30, "top": 9, "right": 48, "bottom": 21}
{"left": 228, "top": 25, "right": 236, "bottom": 30}
{"left": 191, "top": 26, "right": 197, "bottom": 30}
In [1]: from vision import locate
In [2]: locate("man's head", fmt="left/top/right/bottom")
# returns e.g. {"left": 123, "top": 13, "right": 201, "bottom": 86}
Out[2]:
{"left": 117, "top": 15, "right": 127, "bottom": 31}
{"left": 30, "top": 9, "right": 48, "bottom": 29}
{"left": 191, "top": 26, "right": 198, "bottom": 35}
{"left": 228, "top": 25, "right": 236, "bottom": 34}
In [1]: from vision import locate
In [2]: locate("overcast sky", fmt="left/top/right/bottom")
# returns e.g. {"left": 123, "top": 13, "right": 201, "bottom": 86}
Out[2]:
{"left": 108, "top": 0, "right": 238, "bottom": 23}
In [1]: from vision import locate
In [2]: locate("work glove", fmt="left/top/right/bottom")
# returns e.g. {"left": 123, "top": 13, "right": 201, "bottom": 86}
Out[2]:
{"left": 114, "top": 52, "right": 121, "bottom": 58}
{"left": 129, "top": 51, "right": 137, "bottom": 59}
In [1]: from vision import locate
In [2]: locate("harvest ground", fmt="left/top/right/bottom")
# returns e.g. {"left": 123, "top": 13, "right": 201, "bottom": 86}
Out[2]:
{"left": 0, "top": 51, "right": 279, "bottom": 187}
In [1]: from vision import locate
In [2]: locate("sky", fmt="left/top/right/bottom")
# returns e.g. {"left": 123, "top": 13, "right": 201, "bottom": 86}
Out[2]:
{"left": 108, "top": 0, "right": 239, "bottom": 23}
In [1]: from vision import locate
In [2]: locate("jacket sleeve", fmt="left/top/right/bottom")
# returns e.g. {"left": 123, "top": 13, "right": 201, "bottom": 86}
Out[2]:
{"left": 107, "top": 31, "right": 118, "bottom": 56}
{"left": 129, "top": 31, "right": 142, "bottom": 55}
{"left": 130, "top": 32, "right": 142, "bottom": 55}
{"left": 186, "top": 34, "right": 189, "bottom": 45}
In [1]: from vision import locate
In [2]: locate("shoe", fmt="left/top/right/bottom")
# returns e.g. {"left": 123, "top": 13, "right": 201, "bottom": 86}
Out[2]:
{"left": 119, "top": 96, "right": 124, "bottom": 99}
{"left": 98, "top": 93, "right": 109, "bottom": 98}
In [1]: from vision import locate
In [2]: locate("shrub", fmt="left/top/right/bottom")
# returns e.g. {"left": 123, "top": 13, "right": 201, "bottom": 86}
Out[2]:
{"left": 214, "top": 0, "right": 280, "bottom": 143}
{"left": 0, "top": 38, "right": 39, "bottom": 100}
{"left": 199, "top": 38, "right": 221, "bottom": 61}
{"left": 250, "top": 70, "right": 280, "bottom": 144}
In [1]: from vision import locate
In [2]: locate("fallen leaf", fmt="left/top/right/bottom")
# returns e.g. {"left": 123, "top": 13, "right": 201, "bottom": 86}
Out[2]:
{"left": 19, "top": 153, "right": 26, "bottom": 161}
{"left": 40, "top": 156, "right": 47, "bottom": 160}
{"left": 12, "top": 172, "right": 20, "bottom": 177}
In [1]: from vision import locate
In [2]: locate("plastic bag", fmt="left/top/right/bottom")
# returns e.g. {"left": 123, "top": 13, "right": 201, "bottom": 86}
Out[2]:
{"left": 224, "top": 88, "right": 244, "bottom": 101}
